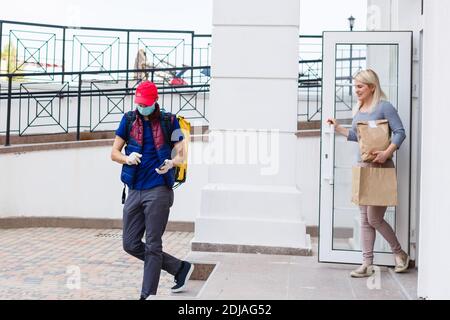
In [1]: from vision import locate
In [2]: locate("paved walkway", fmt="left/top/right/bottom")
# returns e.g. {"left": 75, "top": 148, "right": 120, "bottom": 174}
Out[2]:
{"left": 0, "top": 228, "right": 418, "bottom": 300}
{"left": 178, "top": 250, "right": 418, "bottom": 300}
{"left": 0, "top": 228, "right": 193, "bottom": 300}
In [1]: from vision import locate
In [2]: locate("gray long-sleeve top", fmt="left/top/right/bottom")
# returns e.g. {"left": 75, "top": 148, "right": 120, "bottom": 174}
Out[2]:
{"left": 347, "top": 100, "right": 406, "bottom": 155}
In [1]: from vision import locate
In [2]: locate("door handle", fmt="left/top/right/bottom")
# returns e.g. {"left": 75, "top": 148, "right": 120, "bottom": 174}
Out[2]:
{"left": 324, "top": 125, "right": 335, "bottom": 185}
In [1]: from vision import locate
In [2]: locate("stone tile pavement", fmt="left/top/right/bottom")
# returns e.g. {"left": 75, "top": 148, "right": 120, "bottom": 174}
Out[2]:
{"left": 0, "top": 228, "right": 194, "bottom": 300}
{"left": 0, "top": 227, "right": 418, "bottom": 300}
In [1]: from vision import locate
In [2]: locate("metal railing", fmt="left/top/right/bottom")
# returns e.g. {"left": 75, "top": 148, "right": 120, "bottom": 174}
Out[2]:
{"left": 298, "top": 35, "right": 323, "bottom": 121}
{"left": 0, "top": 66, "right": 210, "bottom": 146}
{"left": 0, "top": 20, "right": 211, "bottom": 85}
{"left": 297, "top": 35, "right": 367, "bottom": 122}
{"left": 0, "top": 20, "right": 368, "bottom": 145}
{"left": 0, "top": 20, "right": 212, "bottom": 146}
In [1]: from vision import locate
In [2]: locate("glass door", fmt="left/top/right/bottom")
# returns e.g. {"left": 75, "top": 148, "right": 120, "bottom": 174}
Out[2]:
{"left": 319, "top": 31, "right": 412, "bottom": 266}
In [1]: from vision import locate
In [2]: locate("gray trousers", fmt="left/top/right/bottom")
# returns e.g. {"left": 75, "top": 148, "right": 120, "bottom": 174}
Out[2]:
{"left": 122, "top": 186, "right": 182, "bottom": 297}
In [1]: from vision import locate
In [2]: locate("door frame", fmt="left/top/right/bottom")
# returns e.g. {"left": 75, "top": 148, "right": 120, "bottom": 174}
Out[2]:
{"left": 318, "top": 31, "right": 413, "bottom": 266}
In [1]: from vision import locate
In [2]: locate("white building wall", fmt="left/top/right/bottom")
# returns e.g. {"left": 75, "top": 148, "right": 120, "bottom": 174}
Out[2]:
{"left": 0, "top": 137, "right": 320, "bottom": 226}
{"left": 0, "top": 143, "right": 208, "bottom": 222}
{"left": 367, "top": 0, "right": 423, "bottom": 262}
{"left": 370, "top": 0, "right": 450, "bottom": 300}
{"left": 417, "top": 0, "right": 450, "bottom": 300}
{"left": 0, "top": 146, "right": 126, "bottom": 220}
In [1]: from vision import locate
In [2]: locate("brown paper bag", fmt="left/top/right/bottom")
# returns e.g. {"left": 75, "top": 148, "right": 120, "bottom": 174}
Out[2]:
{"left": 357, "top": 120, "right": 391, "bottom": 162}
{"left": 351, "top": 166, "right": 398, "bottom": 206}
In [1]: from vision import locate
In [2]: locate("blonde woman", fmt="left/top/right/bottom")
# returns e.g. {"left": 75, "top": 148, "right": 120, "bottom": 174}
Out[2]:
{"left": 326, "top": 69, "right": 409, "bottom": 277}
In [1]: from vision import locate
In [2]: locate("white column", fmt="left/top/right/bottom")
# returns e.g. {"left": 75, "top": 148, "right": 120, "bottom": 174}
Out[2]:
{"left": 192, "top": 0, "right": 310, "bottom": 253}
{"left": 418, "top": 0, "right": 450, "bottom": 300}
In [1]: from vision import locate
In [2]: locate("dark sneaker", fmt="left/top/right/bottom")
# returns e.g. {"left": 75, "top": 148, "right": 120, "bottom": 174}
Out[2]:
{"left": 171, "top": 261, "right": 194, "bottom": 293}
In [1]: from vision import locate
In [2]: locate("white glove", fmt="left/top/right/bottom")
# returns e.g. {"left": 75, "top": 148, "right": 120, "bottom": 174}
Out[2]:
{"left": 155, "top": 159, "right": 174, "bottom": 175}
{"left": 126, "top": 152, "right": 142, "bottom": 165}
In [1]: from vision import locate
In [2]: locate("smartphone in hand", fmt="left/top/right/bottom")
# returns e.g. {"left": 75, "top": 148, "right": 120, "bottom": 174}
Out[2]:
{"left": 158, "top": 161, "right": 167, "bottom": 170}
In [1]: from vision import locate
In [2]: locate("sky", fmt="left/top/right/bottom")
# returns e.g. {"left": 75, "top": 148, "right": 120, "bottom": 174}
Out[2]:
{"left": 1, "top": 0, "right": 367, "bottom": 34}
{"left": 300, "top": 0, "right": 367, "bottom": 34}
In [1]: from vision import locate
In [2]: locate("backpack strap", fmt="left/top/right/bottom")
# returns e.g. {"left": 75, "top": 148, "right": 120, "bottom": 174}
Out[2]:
{"left": 122, "top": 184, "right": 127, "bottom": 205}
{"left": 122, "top": 111, "right": 137, "bottom": 204}
{"left": 126, "top": 109, "right": 174, "bottom": 147}
{"left": 160, "top": 110, "right": 174, "bottom": 148}
{"left": 124, "top": 111, "right": 136, "bottom": 143}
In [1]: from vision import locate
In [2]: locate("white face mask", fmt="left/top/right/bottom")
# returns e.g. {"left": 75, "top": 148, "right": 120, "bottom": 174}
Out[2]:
{"left": 136, "top": 103, "right": 156, "bottom": 116}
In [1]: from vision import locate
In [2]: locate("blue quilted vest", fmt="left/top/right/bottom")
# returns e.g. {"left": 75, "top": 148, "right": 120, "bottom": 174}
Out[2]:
{"left": 121, "top": 110, "right": 176, "bottom": 191}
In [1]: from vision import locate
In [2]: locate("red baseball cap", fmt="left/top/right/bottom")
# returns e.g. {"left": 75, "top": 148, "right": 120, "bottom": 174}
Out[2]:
{"left": 134, "top": 81, "right": 158, "bottom": 106}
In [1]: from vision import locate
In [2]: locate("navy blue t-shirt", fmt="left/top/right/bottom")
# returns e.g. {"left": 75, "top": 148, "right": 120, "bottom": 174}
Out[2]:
{"left": 115, "top": 114, "right": 184, "bottom": 190}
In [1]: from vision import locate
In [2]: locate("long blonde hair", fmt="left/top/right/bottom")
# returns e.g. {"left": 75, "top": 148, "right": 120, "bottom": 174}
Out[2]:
{"left": 352, "top": 69, "right": 387, "bottom": 115}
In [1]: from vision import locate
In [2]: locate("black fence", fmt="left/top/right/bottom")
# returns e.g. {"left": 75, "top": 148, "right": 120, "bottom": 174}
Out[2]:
{"left": 297, "top": 35, "right": 367, "bottom": 122}
{"left": 0, "top": 66, "right": 210, "bottom": 146}
{"left": 0, "top": 20, "right": 211, "bottom": 85}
